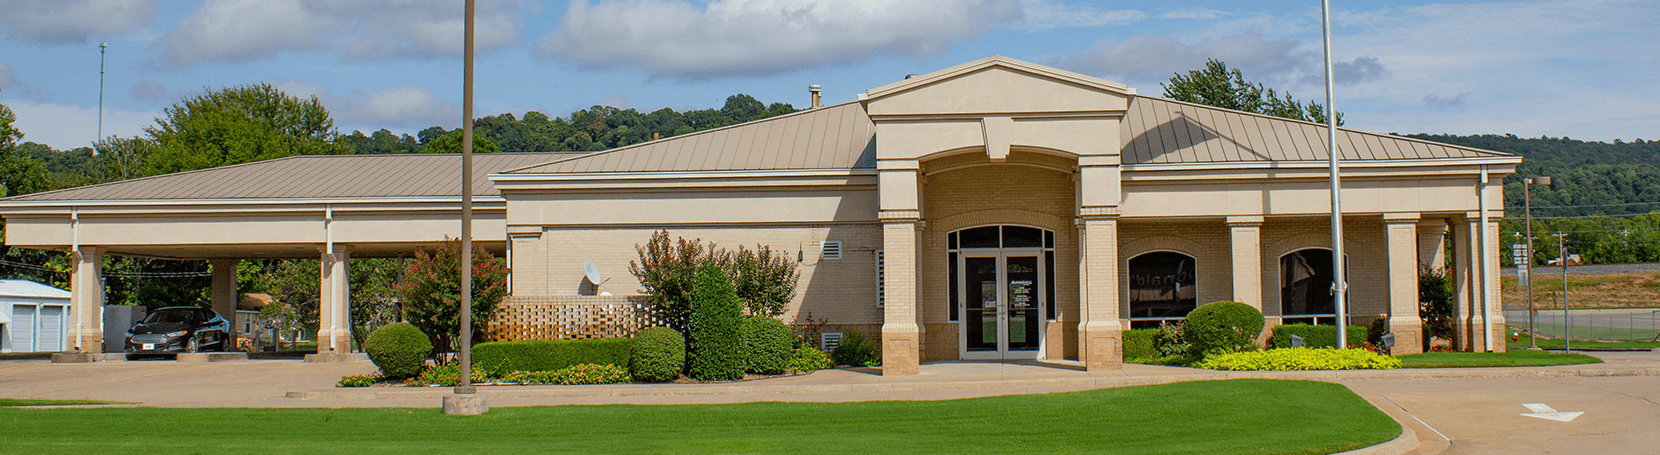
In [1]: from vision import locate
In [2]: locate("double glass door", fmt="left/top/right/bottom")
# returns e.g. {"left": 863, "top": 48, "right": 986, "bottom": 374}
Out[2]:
{"left": 960, "top": 251, "right": 1044, "bottom": 359}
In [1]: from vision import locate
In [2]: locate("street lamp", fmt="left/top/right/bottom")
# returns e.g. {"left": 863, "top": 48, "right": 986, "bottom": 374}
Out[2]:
{"left": 1524, "top": 176, "right": 1550, "bottom": 350}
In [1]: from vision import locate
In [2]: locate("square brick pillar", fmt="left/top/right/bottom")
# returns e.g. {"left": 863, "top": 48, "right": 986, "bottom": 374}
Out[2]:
{"left": 211, "top": 259, "right": 240, "bottom": 350}
{"left": 317, "top": 246, "right": 353, "bottom": 354}
{"left": 70, "top": 246, "right": 104, "bottom": 352}
{"left": 1079, "top": 210, "right": 1122, "bottom": 371}
{"left": 1483, "top": 220, "right": 1507, "bottom": 353}
{"left": 877, "top": 160, "right": 922, "bottom": 376}
{"left": 1226, "top": 216, "right": 1263, "bottom": 311}
{"left": 1417, "top": 220, "right": 1449, "bottom": 272}
{"left": 1385, "top": 214, "right": 1424, "bottom": 355}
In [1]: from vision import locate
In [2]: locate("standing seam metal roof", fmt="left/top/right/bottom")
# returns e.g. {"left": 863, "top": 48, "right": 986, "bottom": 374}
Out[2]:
{"left": 502, "top": 101, "right": 878, "bottom": 174}
{"left": 4, "top": 152, "right": 584, "bottom": 201}
{"left": 1120, "top": 96, "right": 1508, "bottom": 164}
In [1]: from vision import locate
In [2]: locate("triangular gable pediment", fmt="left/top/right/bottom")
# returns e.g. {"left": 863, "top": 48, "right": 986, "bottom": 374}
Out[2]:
{"left": 861, "top": 55, "right": 1131, "bottom": 116}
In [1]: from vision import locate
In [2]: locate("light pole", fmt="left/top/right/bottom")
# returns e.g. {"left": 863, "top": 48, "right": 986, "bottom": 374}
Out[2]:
{"left": 97, "top": 42, "right": 106, "bottom": 149}
{"left": 1320, "top": 0, "right": 1348, "bottom": 348}
{"left": 1557, "top": 231, "right": 1570, "bottom": 353}
{"left": 1523, "top": 176, "right": 1550, "bottom": 349}
{"left": 443, "top": 0, "right": 486, "bottom": 416}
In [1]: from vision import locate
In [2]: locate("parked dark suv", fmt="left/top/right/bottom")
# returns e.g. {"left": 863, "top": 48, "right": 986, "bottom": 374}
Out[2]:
{"left": 125, "top": 306, "right": 231, "bottom": 357}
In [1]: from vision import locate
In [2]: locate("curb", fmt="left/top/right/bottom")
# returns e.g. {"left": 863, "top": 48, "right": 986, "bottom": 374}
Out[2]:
{"left": 285, "top": 366, "right": 1660, "bottom": 401}
{"left": 1337, "top": 426, "right": 1417, "bottom": 455}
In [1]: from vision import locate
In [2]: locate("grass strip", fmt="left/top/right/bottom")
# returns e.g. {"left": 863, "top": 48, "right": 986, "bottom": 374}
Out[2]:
{"left": 1398, "top": 350, "right": 1603, "bottom": 368}
{"left": 0, "top": 379, "right": 1396, "bottom": 454}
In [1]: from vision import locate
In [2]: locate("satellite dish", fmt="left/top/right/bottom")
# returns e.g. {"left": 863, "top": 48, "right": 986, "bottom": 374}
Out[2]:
{"left": 583, "top": 261, "right": 602, "bottom": 284}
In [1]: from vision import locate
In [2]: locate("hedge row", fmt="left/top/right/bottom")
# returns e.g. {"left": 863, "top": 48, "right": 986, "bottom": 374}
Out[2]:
{"left": 1193, "top": 347, "right": 1401, "bottom": 371}
{"left": 472, "top": 338, "right": 633, "bottom": 378}
{"left": 1270, "top": 324, "right": 1370, "bottom": 349}
{"left": 1123, "top": 329, "right": 1158, "bottom": 360}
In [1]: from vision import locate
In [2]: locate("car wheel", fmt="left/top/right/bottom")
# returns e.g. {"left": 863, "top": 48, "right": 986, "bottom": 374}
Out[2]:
{"left": 186, "top": 336, "right": 199, "bottom": 353}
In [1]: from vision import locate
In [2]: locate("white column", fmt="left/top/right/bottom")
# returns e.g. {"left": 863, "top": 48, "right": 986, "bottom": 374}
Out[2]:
{"left": 317, "top": 246, "right": 353, "bottom": 353}
{"left": 1384, "top": 214, "right": 1424, "bottom": 355}
{"left": 1453, "top": 217, "right": 1482, "bottom": 351}
{"left": 210, "top": 258, "right": 240, "bottom": 350}
{"left": 878, "top": 160, "right": 921, "bottom": 375}
{"left": 70, "top": 246, "right": 103, "bottom": 352}
{"left": 1226, "top": 216, "right": 1264, "bottom": 311}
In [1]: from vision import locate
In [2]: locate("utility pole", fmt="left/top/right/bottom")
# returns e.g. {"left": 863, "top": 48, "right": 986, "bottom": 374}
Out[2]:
{"left": 1557, "top": 231, "right": 1570, "bottom": 353}
{"left": 97, "top": 42, "right": 106, "bottom": 151}
{"left": 1524, "top": 176, "right": 1550, "bottom": 349}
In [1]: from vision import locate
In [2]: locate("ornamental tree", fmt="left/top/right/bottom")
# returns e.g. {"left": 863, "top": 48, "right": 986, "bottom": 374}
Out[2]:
{"left": 394, "top": 238, "right": 509, "bottom": 352}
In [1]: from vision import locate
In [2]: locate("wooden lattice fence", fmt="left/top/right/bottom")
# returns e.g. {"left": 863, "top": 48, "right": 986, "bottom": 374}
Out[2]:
{"left": 484, "top": 295, "right": 666, "bottom": 341}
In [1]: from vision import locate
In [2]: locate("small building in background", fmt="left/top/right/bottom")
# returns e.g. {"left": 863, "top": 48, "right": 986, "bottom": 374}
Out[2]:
{"left": 0, "top": 279, "right": 71, "bottom": 353}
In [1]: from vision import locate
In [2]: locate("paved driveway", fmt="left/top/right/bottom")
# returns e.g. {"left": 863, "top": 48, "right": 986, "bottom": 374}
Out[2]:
{"left": 1341, "top": 351, "right": 1660, "bottom": 454}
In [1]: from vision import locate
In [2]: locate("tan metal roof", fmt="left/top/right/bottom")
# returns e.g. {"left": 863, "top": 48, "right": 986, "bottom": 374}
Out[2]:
{"left": 1121, "top": 96, "right": 1508, "bottom": 164}
{"left": 504, "top": 101, "right": 876, "bottom": 174}
{"left": 6, "top": 152, "right": 583, "bottom": 201}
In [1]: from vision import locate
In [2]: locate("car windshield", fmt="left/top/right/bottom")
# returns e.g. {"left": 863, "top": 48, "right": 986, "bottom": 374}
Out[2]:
{"left": 142, "top": 310, "right": 196, "bottom": 324}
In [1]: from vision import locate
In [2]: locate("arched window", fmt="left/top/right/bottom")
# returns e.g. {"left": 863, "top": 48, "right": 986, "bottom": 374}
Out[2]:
{"left": 1280, "top": 248, "right": 1339, "bottom": 325}
{"left": 1127, "top": 251, "right": 1198, "bottom": 329}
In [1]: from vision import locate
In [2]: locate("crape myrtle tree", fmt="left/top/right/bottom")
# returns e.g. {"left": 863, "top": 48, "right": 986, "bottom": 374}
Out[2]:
{"left": 628, "top": 230, "right": 801, "bottom": 336}
{"left": 394, "top": 238, "right": 509, "bottom": 354}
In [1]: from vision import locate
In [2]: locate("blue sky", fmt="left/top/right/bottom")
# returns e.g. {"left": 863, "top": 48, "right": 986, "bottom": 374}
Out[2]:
{"left": 1, "top": 0, "right": 1656, "bottom": 151}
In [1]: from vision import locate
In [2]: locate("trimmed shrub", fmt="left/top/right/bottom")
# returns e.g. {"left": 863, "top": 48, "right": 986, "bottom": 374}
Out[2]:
{"left": 742, "top": 316, "right": 795, "bottom": 374}
{"left": 364, "top": 322, "right": 433, "bottom": 379}
{"left": 404, "top": 362, "right": 490, "bottom": 387}
{"left": 1193, "top": 347, "right": 1401, "bottom": 371}
{"left": 337, "top": 373, "right": 380, "bottom": 388}
{"left": 689, "top": 264, "right": 746, "bottom": 381}
{"left": 1152, "top": 324, "right": 1188, "bottom": 356}
{"left": 1270, "top": 324, "right": 1370, "bottom": 349}
{"left": 1182, "top": 301, "right": 1264, "bottom": 356}
{"left": 831, "top": 330, "right": 880, "bottom": 367}
{"left": 788, "top": 346, "right": 834, "bottom": 372}
{"left": 502, "top": 364, "right": 631, "bottom": 385}
{"left": 630, "top": 327, "right": 685, "bottom": 382}
{"left": 1123, "top": 329, "right": 1157, "bottom": 360}
{"left": 472, "top": 338, "right": 633, "bottom": 378}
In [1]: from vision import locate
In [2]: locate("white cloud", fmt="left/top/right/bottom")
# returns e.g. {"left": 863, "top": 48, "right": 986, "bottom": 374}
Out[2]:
{"left": 2, "top": 100, "right": 159, "bottom": 150}
{"left": 0, "top": 0, "right": 156, "bottom": 45}
{"left": 1051, "top": 32, "right": 1317, "bottom": 89}
{"left": 1014, "top": 0, "right": 1143, "bottom": 30}
{"left": 536, "top": 0, "right": 1021, "bottom": 79}
{"left": 1422, "top": 92, "right": 1470, "bottom": 109}
{"left": 273, "top": 80, "right": 459, "bottom": 129}
{"left": 153, "top": 0, "right": 528, "bottom": 69}
{"left": 1333, "top": 56, "right": 1388, "bottom": 85}
{"left": 1161, "top": 7, "right": 1228, "bottom": 20}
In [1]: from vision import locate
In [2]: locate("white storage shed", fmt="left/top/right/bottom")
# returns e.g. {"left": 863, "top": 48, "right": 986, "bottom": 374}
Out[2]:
{"left": 1, "top": 279, "right": 72, "bottom": 353}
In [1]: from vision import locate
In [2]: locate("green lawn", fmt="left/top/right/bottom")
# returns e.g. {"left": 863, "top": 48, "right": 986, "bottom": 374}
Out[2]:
{"left": 1508, "top": 333, "right": 1660, "bottom": 349}
{"left": 0, "top": 399, "right": 123, "bottom": 407}
{"left": 1398, "top": 350, "right": 1603, "bottom": 368}
{"left": 1508, "top": 322, "right": 1660, "bottom": 342}
{"left": 0, "top": 379, "right": 1397, "bottom": 454}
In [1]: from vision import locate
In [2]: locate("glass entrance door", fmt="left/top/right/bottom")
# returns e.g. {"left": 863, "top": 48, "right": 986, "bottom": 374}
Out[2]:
{"left": 960, "top": 252, "right": 1045, "bottom": 359}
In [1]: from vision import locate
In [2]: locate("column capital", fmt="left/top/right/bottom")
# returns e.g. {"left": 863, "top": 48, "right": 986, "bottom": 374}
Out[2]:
{"left": 1077, "top": 206, "right": 1120, "bottom": 220}
{"left": 1225, "top": 215, "right": 1264, "bottom": 227}
{"left": 1383, "top": 212, "right": 1422, "bottom": 224}
{"left": 879, "top": 209, "right": 921, "bottom": 222}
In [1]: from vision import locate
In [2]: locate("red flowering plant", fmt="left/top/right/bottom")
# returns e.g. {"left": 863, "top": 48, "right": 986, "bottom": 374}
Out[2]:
{"left": 393, "top": 237, "right": 509, "bottom": 354}
{"left": 1347, "top": 341, "right": 1391, "bottom": 356}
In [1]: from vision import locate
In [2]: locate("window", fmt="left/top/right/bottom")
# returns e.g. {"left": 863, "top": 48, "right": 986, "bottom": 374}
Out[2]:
{"left": 1280, "top": 248, "right": 1340, "bottom": 325}
{"left": 1127, "top": 251, "right": 1198, "bottom": 329}
{"left": 820, "top": 240, "right": 843, "bottom": 260}
{"left": 947, "top": 225, "right": 1056, "bottom": 323}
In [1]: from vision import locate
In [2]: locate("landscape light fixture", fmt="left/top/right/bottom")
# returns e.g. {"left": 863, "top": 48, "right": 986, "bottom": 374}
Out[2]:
{"left": 1524, "top": 176, "right": 1550, "bottom": 349}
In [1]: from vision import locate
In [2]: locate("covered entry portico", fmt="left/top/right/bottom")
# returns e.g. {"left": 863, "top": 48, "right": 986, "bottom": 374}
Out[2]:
{"left": 0, "top": 153, "right": 561, "bottom": 357}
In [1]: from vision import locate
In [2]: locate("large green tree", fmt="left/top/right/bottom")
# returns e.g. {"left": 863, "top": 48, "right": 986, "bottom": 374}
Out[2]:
{"left": 1163, "top": 59, "right": 1343, "bottom": 126}
{"left": 145, "top": 83, "right": 348, "bottom": 175}
{"left": 0, "top": 103, "right": 52, "bottom": 197}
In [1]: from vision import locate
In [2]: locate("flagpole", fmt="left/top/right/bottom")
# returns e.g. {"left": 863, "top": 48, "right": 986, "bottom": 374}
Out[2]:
{"left": 1322, "top": 0, "right": 1348, "bottom": 348}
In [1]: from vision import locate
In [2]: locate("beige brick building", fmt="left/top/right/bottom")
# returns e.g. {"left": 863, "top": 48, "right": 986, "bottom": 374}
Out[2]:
{"left": 0, "top": 56, "right": 1516, "bottom": 373}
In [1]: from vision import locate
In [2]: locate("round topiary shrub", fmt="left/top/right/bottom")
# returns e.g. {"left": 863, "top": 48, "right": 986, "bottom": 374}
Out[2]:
{"left": 364, "top": 322, "right": 433, "bottom": 379}
{"left": 630, "top": 327, "right": 685, "bottom": 382}
{"left": 1182, "top": 301, "right": 1264, "bottom": 356}
{"left": 742, "top": 316, "right": 794, "bottom": 375}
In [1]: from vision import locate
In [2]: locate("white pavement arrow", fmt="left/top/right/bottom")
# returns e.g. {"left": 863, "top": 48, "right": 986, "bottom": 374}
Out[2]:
{"left": 1521, "top": 403, "right": 1584, "bottom": 422}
